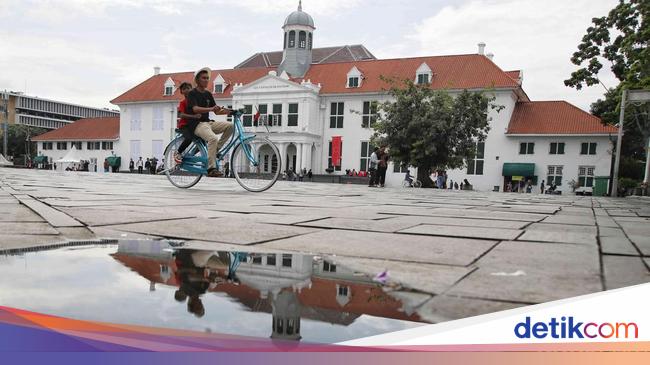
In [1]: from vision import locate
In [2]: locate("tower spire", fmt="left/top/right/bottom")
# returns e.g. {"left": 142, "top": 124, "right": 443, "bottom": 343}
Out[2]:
{"left": 298, "top": 0, "right": 302, "bottom": 11}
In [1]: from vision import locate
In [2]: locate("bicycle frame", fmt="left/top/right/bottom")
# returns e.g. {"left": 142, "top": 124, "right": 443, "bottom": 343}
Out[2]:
{"left": 176, "top": 112, "right": 257, "bottom": 175}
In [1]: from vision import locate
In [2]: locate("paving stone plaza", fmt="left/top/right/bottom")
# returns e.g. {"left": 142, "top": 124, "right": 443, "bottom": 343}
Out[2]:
{"left": 1, "top": 168, "right": 649, "bottom": 322}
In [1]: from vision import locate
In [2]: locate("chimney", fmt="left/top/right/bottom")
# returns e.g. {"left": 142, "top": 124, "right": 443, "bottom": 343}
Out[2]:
{"left": 486, "top": 53, "right": 494, "bottom": 61}
{"left": 477, "top": 42, "right": 486, "bottom": 55}
{"left": 154, "top": 66, "right": 161, "bottom": 75}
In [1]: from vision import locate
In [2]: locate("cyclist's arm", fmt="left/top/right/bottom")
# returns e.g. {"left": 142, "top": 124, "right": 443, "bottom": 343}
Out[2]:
{"left": 191, "top": 105, "right": 216, "bottom": 113}
{"left": 179, "top": 112, "right": 201, "bottom": 119}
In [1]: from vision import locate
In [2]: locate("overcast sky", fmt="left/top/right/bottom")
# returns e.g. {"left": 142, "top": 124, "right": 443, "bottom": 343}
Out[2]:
{"left": 0, "top": 0, "right": 619, "bottom": 111}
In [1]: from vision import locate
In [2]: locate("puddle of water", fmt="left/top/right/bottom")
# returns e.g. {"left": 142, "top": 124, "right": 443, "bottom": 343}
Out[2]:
{"left": 0, "top": 240, "right": 429, "bottom": 344}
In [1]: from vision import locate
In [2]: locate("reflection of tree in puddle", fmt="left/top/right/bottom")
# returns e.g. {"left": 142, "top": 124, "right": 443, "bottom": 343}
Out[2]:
{"left": 111, "top": 240, "right": 426, "bottom": 341}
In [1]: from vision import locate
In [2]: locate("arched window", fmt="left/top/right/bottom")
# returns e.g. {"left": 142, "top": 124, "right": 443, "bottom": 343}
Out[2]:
{"left": 288, "top": 30, "right": 296, "bottom": 48}
{"left": 284, "top": 32, "right": 287, "bottom": 49}
{"left": 308, "top": 33, "right": 313, "bottom": 50}
{"left": 299, "top": 31, "right": 306, "bottom": 49}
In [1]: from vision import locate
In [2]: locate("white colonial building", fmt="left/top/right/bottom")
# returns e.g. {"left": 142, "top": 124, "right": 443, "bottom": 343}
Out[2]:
{"left": 104, "top": 3, "right": 616, "bottom": 193}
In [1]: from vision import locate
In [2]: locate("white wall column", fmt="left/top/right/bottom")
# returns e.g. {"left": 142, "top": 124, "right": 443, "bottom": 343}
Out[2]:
{"left": 278, "top": 142, "right": 287, "bottom": 173}
{"left": 296, "top": 143, "right": 303, "bottom": 172}
{"left": 301, "top": 143, "right": 310, "bottom": 172}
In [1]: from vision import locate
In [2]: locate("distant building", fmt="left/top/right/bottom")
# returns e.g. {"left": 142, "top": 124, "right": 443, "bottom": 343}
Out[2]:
{"left": 0, "top": 91, "right": 118, "bottom": 130}
{"left": 32, "top": 116, "right": 120, "bottom": 171}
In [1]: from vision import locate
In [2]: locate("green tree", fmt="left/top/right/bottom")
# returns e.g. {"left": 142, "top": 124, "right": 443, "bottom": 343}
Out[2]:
{"left": 2, "top": 124, "right": 47, "bottom": 160}
{"left": 565, "top": 0, "right": 649, "bottom": 179}
{"left": 372, "top": 78, "right": 503, "bottom": 187}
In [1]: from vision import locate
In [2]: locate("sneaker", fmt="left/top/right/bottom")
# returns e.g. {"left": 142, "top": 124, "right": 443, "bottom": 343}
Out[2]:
{"left": 173, "top": 152, "right": 182, "bottom": 164}
{"left": 207, "top": 168, "right": 223, "bottom": 178}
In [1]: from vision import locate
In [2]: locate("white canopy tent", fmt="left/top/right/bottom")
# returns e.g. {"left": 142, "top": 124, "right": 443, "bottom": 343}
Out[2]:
{"left": 0, "top": 154, "right": 11, "bottom": 166}
{"left": 55, "top": 146, "right": 82, "bottom": 171}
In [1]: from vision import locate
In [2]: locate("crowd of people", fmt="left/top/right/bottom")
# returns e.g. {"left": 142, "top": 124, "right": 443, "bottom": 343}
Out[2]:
{"left": 63, "top": 160, "right": 91, "bottom": 172}
{"left": 426, "top": 170, "right": 472, "bottom": 190}
{"left": 128, "top": 157, "right": 165, "bottom": 174}
{"left": 505, "top": 179, "right": 558, "bottom": 194}
{"left": 283, "top": 167, "right": 313, "bottom": 182}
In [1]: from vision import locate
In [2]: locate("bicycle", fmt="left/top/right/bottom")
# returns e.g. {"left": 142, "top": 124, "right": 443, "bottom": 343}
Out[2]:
{"left": 162, "top": 109, "right": 281, "bottom": 192}
{"left": 402, "top": 178, "right": 422, "bottom": 188}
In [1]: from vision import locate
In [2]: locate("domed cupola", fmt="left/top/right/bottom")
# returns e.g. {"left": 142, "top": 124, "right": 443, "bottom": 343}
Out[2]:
{"left": 284, "top": 1, "right": 314, "bottom": 28}
{"left": 278, "top": 1, "right": 315, "bottom": 78}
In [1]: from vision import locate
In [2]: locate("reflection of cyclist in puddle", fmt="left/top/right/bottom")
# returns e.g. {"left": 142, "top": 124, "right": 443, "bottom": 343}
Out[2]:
{"left": 172, "top": 250, "right": 251, "bottom": 317}
{"left": 173, "top": 249, "right": 210, "bottom": 318}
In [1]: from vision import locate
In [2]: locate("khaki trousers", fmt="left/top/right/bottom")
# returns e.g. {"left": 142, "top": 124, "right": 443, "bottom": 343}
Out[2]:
{"left": 193, "top": 121, "right": 234, "bottom": 170}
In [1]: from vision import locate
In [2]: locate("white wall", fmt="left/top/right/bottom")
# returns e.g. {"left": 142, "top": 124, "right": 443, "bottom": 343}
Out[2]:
{"left": 117, "top": 102, "right": 177, "bottom": 165}
{"left": 320, "top": 94, "right": 388, "bottom": 175}
{"left": 446, "top": 90, "right": 518, "bottom": 191}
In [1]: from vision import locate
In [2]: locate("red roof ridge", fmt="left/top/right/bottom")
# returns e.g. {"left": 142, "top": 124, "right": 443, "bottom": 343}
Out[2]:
{"left": 32, "top": 116, "right": 120, "bottom": 141}
{"left": 307, "top": 52, "right": 483, "bottom": 66}
{"left": 507, "top": 100, "right": 616, "bottom": 135}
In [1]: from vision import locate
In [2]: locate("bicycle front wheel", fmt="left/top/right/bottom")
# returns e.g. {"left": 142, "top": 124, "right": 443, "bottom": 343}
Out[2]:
{"left": 230, "top": 136, "right": 281, "bottom": 192}
{"left": 164, "top": 137, "right": 204, "bottom": 189}
{"left": 413, "top": 180, "right": 422, "bottom": 188}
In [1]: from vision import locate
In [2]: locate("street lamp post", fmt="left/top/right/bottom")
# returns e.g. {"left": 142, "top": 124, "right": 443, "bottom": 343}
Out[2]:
{"left": 611, "top": 89, "right": 626, "bottom": 197}
{"left": 2, "top": 90, "right": 8, "bottom": 159}
{"left": 611, "top": 89, "right": 650, "bottom": 196}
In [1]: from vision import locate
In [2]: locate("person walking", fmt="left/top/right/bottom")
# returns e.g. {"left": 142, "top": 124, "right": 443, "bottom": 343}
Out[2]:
{"left": 540, "top": 180, "right": 545, "bottom": 194}
{"left": 150, "top": 157, "right": 157, "bottom": 174}
{"left": 307, "top": 169, "right": 313, "bottom": 182}
{"left": 137, "top": 157, "right": 144, "bottom": 174}
{"left": 377, "top": 147, "right": 389, "bottom": 187}
{"left": 129, "top": 158, "right": 135, "bottom": 173}
{"left": 368, "top": 147, "right": 379, "bottom": 187}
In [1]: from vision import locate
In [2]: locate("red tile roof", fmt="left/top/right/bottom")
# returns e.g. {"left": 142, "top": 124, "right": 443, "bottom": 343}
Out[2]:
{"left": 507, "top": 101, "right": 618, "bottom": 135}
{"left": 32, "top": 117, "right": 120, "bottom": 141}
{"left": 301, "top": 54, "right": 519, "bottom": 94}
{"left": 505, "top": 70, "right": 521, "bottom": 83}
{"left": 111, "top": 54, "right": 519, "bottom": 104}
{"left": 110, "top": 68, "right": 273, "bottom": 104}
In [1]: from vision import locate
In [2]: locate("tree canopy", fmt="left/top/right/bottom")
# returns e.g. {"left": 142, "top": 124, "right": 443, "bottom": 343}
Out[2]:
{"left": 371, "top": 78, "right": 502, "bottom": 185}
{"left": 565, "top": 0, "right": 649, "bottom": 180}
{"left": 1, "top": 124, "right": 46, "bottom": 159}
{"left": 565, "top": 0, "right": 649, "bottom": 91}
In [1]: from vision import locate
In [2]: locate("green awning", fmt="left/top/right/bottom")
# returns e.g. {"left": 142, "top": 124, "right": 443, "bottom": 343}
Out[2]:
{"left": 33, "top": 156, "right": 48, "bottom": 163}
{"left": 106, "top": 156, "right": 121, "bottom": 167}
{"left": 502, "top": 163, "right": 535, "bottom": 177}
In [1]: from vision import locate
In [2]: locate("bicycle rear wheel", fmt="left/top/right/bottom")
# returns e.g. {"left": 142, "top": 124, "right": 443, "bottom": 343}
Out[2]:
{"left": 230, "top": 136, "right": 281, "bottom": 192}
{"left": 164, "top": 137, "right": 205, "bottom": 189}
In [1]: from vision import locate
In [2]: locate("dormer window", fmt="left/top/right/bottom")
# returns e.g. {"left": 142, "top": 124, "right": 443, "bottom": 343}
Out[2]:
{"left": 163, "top": 77, "right": 175, "bottom": 96}
{"left": 346, "top": 66, "right": 363, "bottom": 88}
{"left": 415, "top": 62, "right": 433, "bottom": 85}
{"left": 213, "top": 74, "right": 227, "bottom": 94}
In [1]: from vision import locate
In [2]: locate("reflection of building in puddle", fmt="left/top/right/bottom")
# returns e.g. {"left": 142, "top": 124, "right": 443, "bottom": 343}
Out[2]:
{"left": 112, "top": 241, "right": 423, "bottom": 341}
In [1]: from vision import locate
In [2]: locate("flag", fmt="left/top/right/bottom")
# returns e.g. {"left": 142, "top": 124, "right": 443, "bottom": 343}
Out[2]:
{"left": 332, "top": 136, "right": 342, "bottom": 167}
{"left": 253, "top": 107, "right": 261, "bottom": 125}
